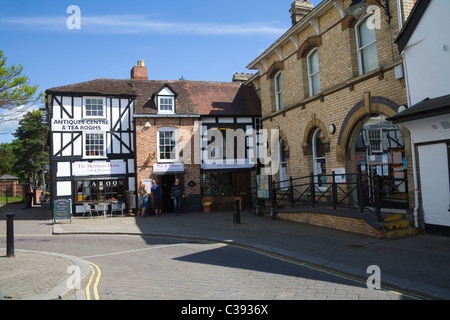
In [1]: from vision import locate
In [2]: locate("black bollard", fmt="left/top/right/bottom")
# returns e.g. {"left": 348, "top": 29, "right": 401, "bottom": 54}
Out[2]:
{"left": 5, "top": 213, "right": 15, "bottom": 257}
{"left": 232, "top": 199, "right": 241, "bottom": 224}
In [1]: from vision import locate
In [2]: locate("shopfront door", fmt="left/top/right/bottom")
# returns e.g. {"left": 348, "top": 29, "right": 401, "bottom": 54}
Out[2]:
{"left": 161, "top": 175, "right": 175, "bottom": 213}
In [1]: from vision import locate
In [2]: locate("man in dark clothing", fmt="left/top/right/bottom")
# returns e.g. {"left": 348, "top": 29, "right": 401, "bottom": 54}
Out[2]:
{"left": 170, "top": 178, "right": 184, "bottom": 216}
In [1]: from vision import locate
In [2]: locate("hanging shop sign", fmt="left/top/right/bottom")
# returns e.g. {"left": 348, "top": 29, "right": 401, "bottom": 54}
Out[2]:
{"left": 72, "top": 160, "right": 126, "bottom": 176}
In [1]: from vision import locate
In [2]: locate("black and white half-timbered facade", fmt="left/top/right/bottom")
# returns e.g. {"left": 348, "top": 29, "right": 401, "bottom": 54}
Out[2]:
{"left": 46, "top": 79, "right": 138, "bottom": 216}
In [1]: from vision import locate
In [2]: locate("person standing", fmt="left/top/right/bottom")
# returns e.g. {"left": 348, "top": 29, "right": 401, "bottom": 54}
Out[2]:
{"left": 151, "top": 179, "right": 163, "bottom": 217}
{"left": 171, "top": 178, "right": 184, "bottom": 216}
{"left": 138, "top": 179, "right": 148, "bottom": 216}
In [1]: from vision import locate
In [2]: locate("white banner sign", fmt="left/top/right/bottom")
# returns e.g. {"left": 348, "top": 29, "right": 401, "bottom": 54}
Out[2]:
{"left": 153, "top": 163, "right": 185, "bottom": 173}
{"left": 52, "top": 119, "right": 110, "bottom": 132}
{"left": 72, "top": 161, "right": 126, "bottom": 176}
{"left": 201, "top": 159, "right": 254, "bottom": 170}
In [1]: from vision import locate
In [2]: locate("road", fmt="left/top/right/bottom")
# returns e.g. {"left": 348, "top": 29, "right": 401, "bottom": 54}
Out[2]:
{"left": 4, "top": 231, "right": 424, "bottom": 301}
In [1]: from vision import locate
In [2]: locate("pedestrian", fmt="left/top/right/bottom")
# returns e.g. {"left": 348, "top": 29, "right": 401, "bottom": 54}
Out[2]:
{"left": 171, "top": 178, "right": 184, "bottom": 216}
{"left": 151, "top": 179, "right": 162, "bottom": 217}
{"left": 138, "top": 179, "right": 148, "bottom": 216}
{"left": 25, "top": 189, "right": 33, "bottom": 209}
{"left": 39, "top": 192, "right": 45, "bottom": 209}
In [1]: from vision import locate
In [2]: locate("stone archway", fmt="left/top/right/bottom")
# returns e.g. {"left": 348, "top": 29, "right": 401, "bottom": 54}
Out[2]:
{"left": 336, "top": 94, "right": 400, "bottom": 162}
{"left": 302, "top": 114, "right": 330, "bottom": 156}
{"left": 336, "top": 94, "right": 410, "bottom": 210}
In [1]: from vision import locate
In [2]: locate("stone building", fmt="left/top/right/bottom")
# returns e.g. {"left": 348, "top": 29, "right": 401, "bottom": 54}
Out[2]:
{"left": 245, "top": 0, "right": 417, "bottom": 237}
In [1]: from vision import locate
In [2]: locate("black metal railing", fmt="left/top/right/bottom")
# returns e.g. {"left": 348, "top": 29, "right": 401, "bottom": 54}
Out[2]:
{"left": 249, "top": 171, "right": 409, "bottom": 222}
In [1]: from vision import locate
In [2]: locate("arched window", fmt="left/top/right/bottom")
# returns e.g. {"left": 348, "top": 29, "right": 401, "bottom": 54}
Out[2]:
{"left": 356, "top": 14, "right": 378, "bottom": 75}
{"left": 279, "top": 139, "right": 288, "bottom": 189}
{"left": 312, "top": 128, "right": 327, "bottom": 188}
{"left": 274, "top": 71, "right": 283, "bottom": 111}
{"left": 307, "top": 48, "right": 320, "bottom": 97}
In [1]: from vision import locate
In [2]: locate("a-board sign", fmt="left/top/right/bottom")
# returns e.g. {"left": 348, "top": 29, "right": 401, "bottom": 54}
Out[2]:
{"left": 54, "top": 198, "right": 72, "bottom": 223}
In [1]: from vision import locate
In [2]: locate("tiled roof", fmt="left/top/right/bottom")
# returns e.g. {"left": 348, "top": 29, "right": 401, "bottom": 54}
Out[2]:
{"left": 388, "top": 94, "right": 450, "bottom": 123}
{"left": 46, "top": 79, "right": 138, "bottom": 97}
{"left": 46, "top": 79, "right": 261, "bottom": 117}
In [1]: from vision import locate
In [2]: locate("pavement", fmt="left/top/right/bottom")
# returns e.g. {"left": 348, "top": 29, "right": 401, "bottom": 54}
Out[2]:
{"left": 1, "top": 202, "right": 450, "bottom": 300}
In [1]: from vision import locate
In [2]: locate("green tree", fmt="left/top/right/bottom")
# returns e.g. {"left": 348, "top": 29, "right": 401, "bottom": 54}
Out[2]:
{"left": 12, "top": 110, "right": 49, "bottom": 187}
{"left": 0, "top": 50, "right": 43, "bottom": 124}
{"left": 0, "top": 143, "right": 15, "bottom": 176}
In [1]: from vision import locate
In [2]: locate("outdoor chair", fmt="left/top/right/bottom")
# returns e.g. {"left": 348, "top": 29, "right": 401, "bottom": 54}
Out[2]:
{"left": 83, "top": 202, "right": 95, "bottom": 219}
{"left": 111, "top": 201, "right": 125, "bottom": 217}
{"left": 95, "top": 202, "right": 108, "bottom": 218}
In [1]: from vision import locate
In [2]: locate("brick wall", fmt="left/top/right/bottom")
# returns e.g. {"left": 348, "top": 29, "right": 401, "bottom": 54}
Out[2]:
{"left": 249, "top": 0, "right": 416, "bottom": 215}
{"left": 135, "top": 117, "right": 201, "bottom": 196}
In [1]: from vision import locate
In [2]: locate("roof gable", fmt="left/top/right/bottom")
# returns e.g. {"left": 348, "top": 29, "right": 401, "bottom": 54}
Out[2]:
{"left": 395, "top": 0, "right": 431, "bottom": 52}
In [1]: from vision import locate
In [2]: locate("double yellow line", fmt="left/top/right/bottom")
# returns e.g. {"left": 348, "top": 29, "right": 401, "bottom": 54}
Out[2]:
{"left": 85, "top": 261, "right": 101, "bottom": 300}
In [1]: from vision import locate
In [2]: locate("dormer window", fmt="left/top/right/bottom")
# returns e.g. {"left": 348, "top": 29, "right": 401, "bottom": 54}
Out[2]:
{"left": 158, "top": 96, "right": 174, "bottom": 113}
{"left": 156, "top": 86, "right": 176, "bottom": 114}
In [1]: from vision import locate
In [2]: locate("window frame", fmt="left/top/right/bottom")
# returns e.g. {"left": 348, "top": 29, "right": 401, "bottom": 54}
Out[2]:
{"left": 83, "top": 132, "right": 107, "bottom": 159}
{"left": 312, "top": 128, "right": 327, "bottom": 190}
{"left": 157, "top": 96, "right": 175, "bottom": 114}
{"left": 83, "top": 97, "right": 106, "bottom": 119}
{"left": 157, "top": 127, "right": 179, "bottom": 163}
{"left": 75, "top": 178, "right": 125, "bottom": 203}
{"left": 356, "top": 14, "right": 379, "bottom": 75}
{"left": 307, "top": 48, "right": 321, "bottom": 97}
{"left": 274, "top": 71, "right": 283, "bottom": 111}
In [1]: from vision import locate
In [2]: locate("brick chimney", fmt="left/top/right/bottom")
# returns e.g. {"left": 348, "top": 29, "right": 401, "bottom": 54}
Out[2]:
{"left": 290, "top": 0, "right": 314, "bottom": 25}
{"left": 232, "top": 72, "right": 253, "bottom": 83}
{"left": 131, "top": 60, "right": 148, "bottom": 80}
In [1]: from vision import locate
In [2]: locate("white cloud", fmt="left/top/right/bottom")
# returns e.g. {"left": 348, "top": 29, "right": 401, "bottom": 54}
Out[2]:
{"left": 0, "top": 14, "right": 285, "bottom": 36}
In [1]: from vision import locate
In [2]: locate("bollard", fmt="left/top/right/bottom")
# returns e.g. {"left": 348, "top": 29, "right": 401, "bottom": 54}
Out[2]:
{"left": 232, "top": 199, "right": 241, "bottom": 224}
{"left": 5, "top": 213, "right": 15, "bottom": 257}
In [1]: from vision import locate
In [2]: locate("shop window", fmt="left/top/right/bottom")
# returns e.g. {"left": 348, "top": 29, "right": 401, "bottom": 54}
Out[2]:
{"left": 75, "top": 178, "right": 125, "bottom": 203}
{"left": 201, "top": 172, "right": 233, "bottom": 195}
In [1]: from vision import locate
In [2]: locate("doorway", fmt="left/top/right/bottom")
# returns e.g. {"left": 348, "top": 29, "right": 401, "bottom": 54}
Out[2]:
{"left": 351, "top": 114, "right": 409, "bottom": 210}
{"left": 161, "top": 175, "right": 175, "bottom": 213}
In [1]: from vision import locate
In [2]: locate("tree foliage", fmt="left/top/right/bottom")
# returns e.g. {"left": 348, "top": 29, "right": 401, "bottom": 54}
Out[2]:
{"left": 12, "top": 110, "right": 49, "bottom": 186}
{"left": 0, "top": 143, "right": 14, "bottom": 176}
{"left": 0, "top": 50, "right": 43, "bottom": 123}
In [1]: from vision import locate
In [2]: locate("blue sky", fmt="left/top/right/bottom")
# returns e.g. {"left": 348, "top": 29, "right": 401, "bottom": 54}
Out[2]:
{"left": 0, "top": 0, "right": 321, "bottom": 143}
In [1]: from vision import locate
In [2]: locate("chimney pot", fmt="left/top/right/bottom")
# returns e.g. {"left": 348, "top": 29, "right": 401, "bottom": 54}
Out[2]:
{"left": 290, "top": 0, "right": 314, "bottom": 26}
{"left": 131, "top": 60, "right": 148, "bottom": 80}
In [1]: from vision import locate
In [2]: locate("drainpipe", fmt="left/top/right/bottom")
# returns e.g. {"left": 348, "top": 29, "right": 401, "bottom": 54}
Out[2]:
{"left": 402, "top": 51, "right": 419, "bottom": 228}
